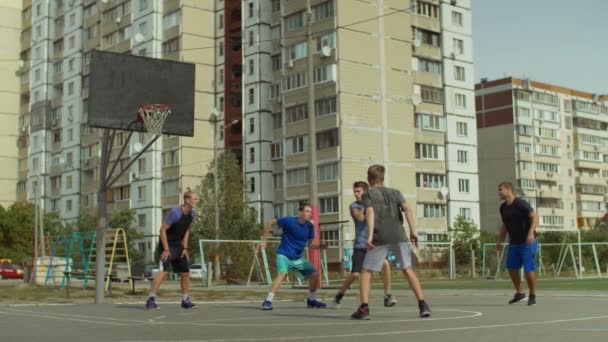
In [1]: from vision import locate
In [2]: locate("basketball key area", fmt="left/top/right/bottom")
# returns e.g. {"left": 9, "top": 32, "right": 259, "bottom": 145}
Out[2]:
{"left": 2, "top": 289, "right": 608, "bottom": 342}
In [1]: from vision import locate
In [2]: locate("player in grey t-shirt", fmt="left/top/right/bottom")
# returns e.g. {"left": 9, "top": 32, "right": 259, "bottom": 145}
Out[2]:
{"left": 351, "top": 165, "right": 431, "bottom": 320}
{"left": 333, "top": 181, "right": 395, "bottom": 308}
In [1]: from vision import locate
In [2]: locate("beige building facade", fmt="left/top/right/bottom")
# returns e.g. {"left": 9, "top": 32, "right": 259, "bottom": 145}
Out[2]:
{"left": 476, "top": 77, "right": 608, "bottom": 233}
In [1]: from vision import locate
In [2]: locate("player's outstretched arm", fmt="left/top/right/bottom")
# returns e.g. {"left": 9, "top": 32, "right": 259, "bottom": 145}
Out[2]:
{"left": 401, "top": 202, "right": 418, "bottom": 247}
{"left": 259, "top": 219, "right": 277, "bottom": 249}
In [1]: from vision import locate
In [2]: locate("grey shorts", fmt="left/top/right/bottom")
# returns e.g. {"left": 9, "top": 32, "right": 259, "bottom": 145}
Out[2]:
{"left": 362, "top": 242, "right": 412, "bottom": 272}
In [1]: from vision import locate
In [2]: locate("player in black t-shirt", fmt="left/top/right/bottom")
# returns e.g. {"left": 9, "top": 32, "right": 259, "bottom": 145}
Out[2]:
{"left": 496, "top": 181, "right": 539, "bottom": 306}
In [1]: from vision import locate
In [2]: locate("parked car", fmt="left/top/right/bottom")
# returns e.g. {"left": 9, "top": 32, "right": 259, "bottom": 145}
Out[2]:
{"left": 0, "top": 263, "right": 24, "bottom": 280}
{"left": 189, "top": 264, "right": 204, "bottom": 279}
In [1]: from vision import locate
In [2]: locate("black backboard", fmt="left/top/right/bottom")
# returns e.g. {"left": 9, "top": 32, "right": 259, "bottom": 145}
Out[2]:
{"left": 88, "top": 50, "right": 195, "bottom": 136}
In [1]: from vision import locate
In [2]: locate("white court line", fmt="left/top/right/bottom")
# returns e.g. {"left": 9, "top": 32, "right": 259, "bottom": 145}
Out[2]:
{"left": 2, "top": 307, "right": 481, "bottom": 327}
{"left": 562, "top": 328, "right": 608, "bottom": 331}
{"left": 120, "top": 314, "right": 608, "bottom": 342}
{"left": 0, "top": 303, "right": 75, "bottom": 307}
{"left": 116, "top": 299, "right": 294, "bottom": 305}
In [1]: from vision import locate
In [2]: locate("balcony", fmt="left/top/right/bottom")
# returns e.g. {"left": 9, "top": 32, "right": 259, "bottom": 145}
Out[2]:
{"left": 53, "top": 72, "right": 63, "bottom": 85}
{"left": 576, "top": 184, "right": 606, "bottom": 195}
{"left": 535, "top": 171, "right": 559, "bottom": 182}
{"left": 537, "top": 189, "right": 562, "bottom": 199}
{"left": 575, "top": 175, "right": 604, "bottom": 186}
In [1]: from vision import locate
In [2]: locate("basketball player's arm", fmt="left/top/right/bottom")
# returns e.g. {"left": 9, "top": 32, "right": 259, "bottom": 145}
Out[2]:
{"left": 400, "top": 202, "right": 418, "bottom": 248}
{"left": 259, "top": 219, "right": 277, "bottom": 250}
{"left": 496, "top": 224, "right": 507, "bottom": 251}
{"left": 528, "top": 212, "right": 538, "bottom": 244}
{"left": 159, "top": 222, "right": 171, "bottom": 262}
{"left": 351, "top": 207, "right": 365, "bottom": 222}
{"left": 365, "top": 207, "right": 375, "bottom": 249}
{"left": 181, "top": 230, "right": 190, "bottom": 259}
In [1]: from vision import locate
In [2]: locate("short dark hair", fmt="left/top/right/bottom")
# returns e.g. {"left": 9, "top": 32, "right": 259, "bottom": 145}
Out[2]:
{"left": 353, "top": 181, "right": 369, "bottom": 191}
{"left": 498, "top": 181, "right": 514, "bottom": 193}
{"left": 298, "top": 203, "right": 312, "bottom": 211}
{"left": 367, "top": 164, "right": 385, "bottom": 184}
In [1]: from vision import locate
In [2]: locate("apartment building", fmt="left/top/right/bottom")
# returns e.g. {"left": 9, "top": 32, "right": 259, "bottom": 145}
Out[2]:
{"left": 17, "top": 0, "right": 215, "bottom": 262}
{"left": 476, "top": 77, "right": 608, "bottom": 233}
{"left": 0, "top": 0, "right": 21, "bottom": 207}
{"left": 213, "top": 0, "right": 481, "bottom": 258}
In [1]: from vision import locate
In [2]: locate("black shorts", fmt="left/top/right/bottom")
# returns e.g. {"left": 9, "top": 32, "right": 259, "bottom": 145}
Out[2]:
{"left": 159, "top": 242, "right": 190, "bottom": 274}
{"left": 351, "top": 248, "right": 367, "bottom": 273}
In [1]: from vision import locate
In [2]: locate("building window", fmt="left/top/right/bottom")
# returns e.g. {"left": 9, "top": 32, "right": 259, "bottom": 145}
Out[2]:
{"left": 66, "top": 175, "right": 73, "bottom": 190}
{"left": 162, "top": 11, "right": 181, "bottom": 30}
{"left": 317, "top": 129, "right": 339, "bottom": 149}
{"left": 219, "top": 41, "right": 224, "bottom": 57}
{"left": 162, "top": 38, "right": 180, "bottom": 56}
{"left": 286, "top": 135, "right": 308, "bottom": 154}
{"left": 66, "top": 200, "right": 72, "bottom": 212}
{"left": 249, "top": 117, "right": 254, "bottom": 134}
{"left": 249, "top": 177, "right": 255, "bottom": 193}
{"left": 272, "top": 54, "right": 281, "bottom": 71}
{"left": 416, "top": 173, "right": 445, "bottom": 189}
{"left": 273, "top": 174, "right": 283, "bottom": 190}
{"left": 271, "top": 142, "right": 282, "bottom": 160}
{"left": 273, "top": 203, "right": 284, "bottom": 218}
{"left": 458, "top": 179, "right": 470, "bottom": 193}
{"left": 248, "top": 30, "right": 254, "bottom": 46}
{"left": 457, "top": 150, "right": 468, "bottom": 163}
{"left": 139, "top": 0, "right": 148, "bottom": 11}
{"left": 249, "top": 59, "right": 254, "bottom": 75}
{"left": 415, "top": 113, "right": 445, "bottom": 131}
{"left": 249, "top": 147, "right": 255, "bottom": 164}
{"left": 272, "top": 113, "right": 282, "bottom": 130}
{"left": 248, "top": 2, "right": 254, "bottom": 18}
{"left": 453, "top": 38, "right": 464, "bottom": 54}
{"left": 69, "top": 35, "right": 75, "bottom": 49}
{"left": 459, "top": 208, "right": 471, "bottom": 220}
{"left": 452, "top": 11, "right": 463, "bottom": 26}
{"left": 138, "top": 186, "right": 145, "bottom": 200}
{"left": 138, "top": 158, "right": 146, "bottom": 172}
{"left": 286, "top": 104, "right": 308, "bottom": 123}
{"left": 248, "top": 88, "right": 254, "bottom": 105}
{"left": 417, "top": 203, "right": 446, "bottom": 218}
{"left": 320, "top": 196, "right": 339, "bottom": 214}
{"left": 420, "top": 85, "right": 443, "bottom": 104}
{"left": 415, "top": 143, "right": 442, "bottom": 160}
{"left": 456, "top": 122, "right": 468, "bottom": 137}
{"left": 285, "top": 11, "right": 305, "bottom": 32}
{"left": 318, "top": 163, "right": 338, "bottom": 182}
{"left": 218, "top": 14, "right": 223, "bottom": 29}
{"left": 271, "top": 0, "right": 281, "bottom": 12}
{"left": 415, "top": 0, "right": 438, "bottom": 18}
{"left": 455, "top": 93, "right": 467, "bottom": 108}
{"left": 287, "top": 168, "right": 308, "bottom": 186}
{"left": 417, "top": 57, "right": 441, "bottom": 74}
{"left": 412, "top": 27, "right": 440, "bottom": 47}
{"left": 316, "top": 97, "right": 337, "bottom": 116}
{"left": 454, "top": 66, "right": 465, "bottom": 81}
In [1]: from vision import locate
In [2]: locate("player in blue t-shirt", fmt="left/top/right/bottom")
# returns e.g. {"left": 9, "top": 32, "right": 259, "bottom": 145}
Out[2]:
{"left": 259, "top": 204, "right": 327, "bottom": 310}
{"left": 333, "top": 181, "right": 396, "bottom": 308}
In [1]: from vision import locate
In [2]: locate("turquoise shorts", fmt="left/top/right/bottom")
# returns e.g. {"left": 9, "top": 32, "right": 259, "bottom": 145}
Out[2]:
{"left": 276, "top": 254, "right": 317, "bottom": 279}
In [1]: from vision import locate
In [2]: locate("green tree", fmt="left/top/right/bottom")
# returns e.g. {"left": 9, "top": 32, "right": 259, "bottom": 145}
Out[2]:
{"left": 189, "top": 151, "right": 262, "bottom": 282}
{"left": 451, "top": 215, "right": 480, "bottom": 268}
{"left": 0, "top": 202, "right": 35, "bottom": 263}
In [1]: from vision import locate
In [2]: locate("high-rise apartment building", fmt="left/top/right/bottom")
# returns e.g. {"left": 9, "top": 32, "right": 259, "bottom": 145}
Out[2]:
{"left": 17, "top": 0, "right": 215, "bottom": 262}
{"left": 0, "top": 0, "right": 21, "bottom": 207}
{"left": 221, "top": 0, "right": 480, "bottom": 261}
{"left": 18, "top": 0, "right": 480, "bottom": 264}
{"left": 476, "top": 77, "right": 608, "bottom": 233}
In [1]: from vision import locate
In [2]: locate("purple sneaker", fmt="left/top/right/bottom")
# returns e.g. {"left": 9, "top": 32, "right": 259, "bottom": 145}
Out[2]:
{"left": 181, "top": 297, "right": 198, "bottom": 309}
{"left": 306, "top": 298, "right": 327, "bottom": 308}
{"left": 145, "top": 297, "right": 159, "bottom": 310}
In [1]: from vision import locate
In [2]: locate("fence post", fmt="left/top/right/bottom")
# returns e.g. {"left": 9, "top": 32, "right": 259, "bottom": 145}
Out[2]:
{"left": 206, "top": 262, "right": 213, "bottom": 287}
{"left": 470, "top": 243, "right": 476, "bottom": 279}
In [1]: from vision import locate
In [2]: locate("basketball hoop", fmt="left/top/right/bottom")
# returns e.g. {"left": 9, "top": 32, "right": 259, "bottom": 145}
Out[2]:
{"left": 138, "top": 104, "right": 171, "bottom": 138}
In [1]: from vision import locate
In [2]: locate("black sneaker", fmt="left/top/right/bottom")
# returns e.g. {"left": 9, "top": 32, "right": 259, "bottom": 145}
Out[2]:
{"left": 418, "top": 301, "right": 431, "bottom": 318}
{"left": 384, "top": 294, "right": 397, "bottom": 307}
{"left": 351, "top": 305, "right": 370, "bottom": 320}
{"left": 508, "top": 293, "right": 528, "bottom": 304}
{"left": 527, "top": 294, "right": 536, "bottom": 306}
{"left": 333, "top": 293, "right": 344, "bottom": 308}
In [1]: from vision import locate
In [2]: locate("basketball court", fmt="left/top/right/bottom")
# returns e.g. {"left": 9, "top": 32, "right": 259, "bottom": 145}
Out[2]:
{"left": 2, "top": 288, "right": 608, "bottom": 341}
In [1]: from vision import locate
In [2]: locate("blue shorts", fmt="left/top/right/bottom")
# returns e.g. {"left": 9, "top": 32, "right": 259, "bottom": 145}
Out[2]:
{"left": 506, "top": 241, "right": 538, "bottom": 273}
{"left": 276, "top": 254, "right": 317, "bottom": 279}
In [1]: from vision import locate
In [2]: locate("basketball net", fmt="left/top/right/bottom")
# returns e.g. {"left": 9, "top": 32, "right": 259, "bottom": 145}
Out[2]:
{"left": 138, "top": 104, "right": 171, "bottom": 140}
